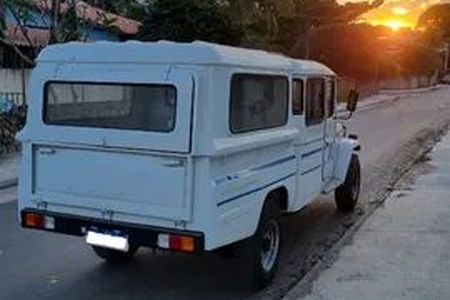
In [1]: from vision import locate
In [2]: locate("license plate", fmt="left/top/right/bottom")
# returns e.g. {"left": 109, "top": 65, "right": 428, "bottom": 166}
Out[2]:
{"left": 86, "top": 228, "right": 129, "bottom": 252}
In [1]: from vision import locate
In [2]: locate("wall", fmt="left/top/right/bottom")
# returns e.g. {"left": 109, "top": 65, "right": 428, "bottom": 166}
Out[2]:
{"left": 0, "top": 69, "right": 30, "bottom": 93}
{"left": 5, "top": 7, "right": 50, "bottom": 28}
{"left": 0, "top": 69, "right": 31, "bottom": 105}
{"left": 337, "top": 73, "right": 440, "bottom": 102}
{"left": 85, "top": 27, "right": 120, "bottom": 42}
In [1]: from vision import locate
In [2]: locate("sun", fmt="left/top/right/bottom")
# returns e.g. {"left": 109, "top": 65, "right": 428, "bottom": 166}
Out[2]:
{"left": 385, "top": 20, "right": 409, "bottom": 31}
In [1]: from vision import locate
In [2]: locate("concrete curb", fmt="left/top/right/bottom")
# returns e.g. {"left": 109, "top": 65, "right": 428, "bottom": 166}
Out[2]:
{"left": 337, "top": 95, "right": 399, "bottom": 114}
{"left": 380, "top": 85, "right": 442, "bottom": 95}
{"left": 0, "top": 178, "right": 18, "bottom": 190}
{"left": 337, "top": 85, "right": 445, "bottom": 114}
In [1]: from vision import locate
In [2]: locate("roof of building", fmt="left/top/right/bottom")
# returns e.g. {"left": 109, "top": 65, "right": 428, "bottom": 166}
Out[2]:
{"left": 34, "top": 0, "right": 141, "bottom": 35}
{"left": 37, "top": 41, "right": 335, "bottom": 75}
{"left": 5, "top": 26, "right": 50, "bottom": 47}
{"left": 5, "top": 1, "right": 140, "bottom": 47}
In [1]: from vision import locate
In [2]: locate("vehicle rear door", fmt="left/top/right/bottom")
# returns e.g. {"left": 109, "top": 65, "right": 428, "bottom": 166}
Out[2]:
{"left": 27, "top": 65, "right": 196, "bottom": 221}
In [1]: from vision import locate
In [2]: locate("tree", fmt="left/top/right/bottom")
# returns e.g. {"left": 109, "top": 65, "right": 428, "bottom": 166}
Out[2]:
{"left": 226, "top": 0, "right": 383, "bottom": 55}
{"left": 0, "top": 0, "right": 87, "bottom": 67}
{"left": 138, "top": 0, "right": 243, "bottom": 46}
{"left": 417, "top": 3, "right": 450, "bottom": 45}
{"left": 285, "top": 0, "right": 384, "bottom": 57}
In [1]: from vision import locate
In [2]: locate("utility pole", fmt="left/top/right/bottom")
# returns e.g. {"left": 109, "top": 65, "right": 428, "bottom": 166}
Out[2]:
{"left": 445, "top": 42, "right": 449, "bottom": 71}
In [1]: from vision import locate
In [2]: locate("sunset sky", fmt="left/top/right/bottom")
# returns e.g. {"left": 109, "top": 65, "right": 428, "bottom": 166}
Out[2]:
{"left": 341, "top": 0, "right": 450, "bottom": 30}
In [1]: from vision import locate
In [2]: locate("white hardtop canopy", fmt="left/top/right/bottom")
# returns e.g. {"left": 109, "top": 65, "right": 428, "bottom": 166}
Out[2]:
{"left": 37, "top": 40, "right": 335, "bottom": 76}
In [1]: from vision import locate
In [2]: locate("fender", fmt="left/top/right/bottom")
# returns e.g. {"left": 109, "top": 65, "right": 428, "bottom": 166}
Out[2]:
{"left": 333, "top": 138, "right": 360, "bottom": 182}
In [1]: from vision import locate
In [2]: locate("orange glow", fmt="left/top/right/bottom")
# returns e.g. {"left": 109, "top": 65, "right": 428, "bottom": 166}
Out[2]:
{"left": 346, "top": 0, "right": 434, "bottom": 30}
{"left": 392, "top": 6, "right": 409, "bottom": 16}
{"left": 367, "top": 18, "right": 413, "bottom": 31}
{"left": 385, "top": 20, "right": 410, "bottom": 31}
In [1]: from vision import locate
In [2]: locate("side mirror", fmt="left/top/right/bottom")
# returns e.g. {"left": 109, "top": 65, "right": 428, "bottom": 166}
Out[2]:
{"left": 347, "top": 90, "right": 359, "bottom": 113}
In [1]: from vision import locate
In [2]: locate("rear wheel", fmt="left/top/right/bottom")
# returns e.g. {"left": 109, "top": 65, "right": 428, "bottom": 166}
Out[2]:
{"left": 335, "top": 154, "right": 361, "bottom": 213}
{"left": 243, "top": 199, "right": 282, "bottom": 290}
{"left": 92, "top": 245, "right": 139, "bottom": 263}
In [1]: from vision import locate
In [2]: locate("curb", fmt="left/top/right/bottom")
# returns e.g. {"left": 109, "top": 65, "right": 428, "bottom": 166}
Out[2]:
{"left": 380, "top": 85, "right": 442, "bottom": 95}
{"left": 337, "top": 85, "right": 445, "bottom": 114}
{"left": 0, "top": 178, "right": 18, "bottom": 190}
{"left": 337, "top": 95, "right": 399, "bottom": 114}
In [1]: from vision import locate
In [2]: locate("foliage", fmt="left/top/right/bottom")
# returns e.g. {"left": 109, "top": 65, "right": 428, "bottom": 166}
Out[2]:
{"left": 306, "top": 23, "right": 441, "bottom": 83}
{"left": 138, "top": 0, "right": 243, "bottom": 46}
{"left": 136, "top": 0, "right": 381, "bottom": 53}
{"left": 284, "top": 0, "right": 384, "bottom": 57}
{"left": 306, "top": 24, "right": 383, "bottom": 82}
{"left": 417, "top": 3, "right": 450, "bottom": 45}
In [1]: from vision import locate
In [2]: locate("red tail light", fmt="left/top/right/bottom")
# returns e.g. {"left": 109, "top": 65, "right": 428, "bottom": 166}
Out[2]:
{"left": 157, "top": 234, "right": 195, "bottom": 253}
{"left": 24, "top": 213, "right": 55, "bottom": 230}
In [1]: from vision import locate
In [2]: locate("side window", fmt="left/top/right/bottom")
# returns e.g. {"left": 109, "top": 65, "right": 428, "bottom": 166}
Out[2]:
{"left": 306, "top": 78, "right": 325, "bottom": 126}
{"left": 230, "top": 74, "right": 288, "bottom": 133}
{"left": 325, "top": 77, "right": 336, "bottom": 118}
{"left": 292, "top": 79, "right": 304, "bottom": 115}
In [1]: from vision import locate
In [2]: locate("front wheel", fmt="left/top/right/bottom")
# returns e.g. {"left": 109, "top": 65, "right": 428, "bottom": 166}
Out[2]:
{"left": 335, "top": 154, "right": 361, "bottom": 213}
{"left": 243, "top": 199, "right": 282, "bottom": 290}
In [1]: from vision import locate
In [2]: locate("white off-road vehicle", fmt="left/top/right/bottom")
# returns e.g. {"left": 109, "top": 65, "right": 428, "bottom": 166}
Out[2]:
{"left": 18, "top": 41, "right": 360, "bottom": 289}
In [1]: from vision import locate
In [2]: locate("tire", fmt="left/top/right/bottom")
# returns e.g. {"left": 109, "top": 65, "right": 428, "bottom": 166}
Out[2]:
{"left": 335, "top": 154, "right": 361, "bottom": 213}
{"left": 92, "top": 245, "right": 139, "bottom": 263}
{"left": 243, "top": 199, "right": 282, "bottom": 290}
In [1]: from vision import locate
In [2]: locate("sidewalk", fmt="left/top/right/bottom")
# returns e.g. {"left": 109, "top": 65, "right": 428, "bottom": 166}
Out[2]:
{"left": 285, "top": 132, "right": 450, "bottom": 300}
{"left": 0, "top": 152, "right": 20, "bottom": 189}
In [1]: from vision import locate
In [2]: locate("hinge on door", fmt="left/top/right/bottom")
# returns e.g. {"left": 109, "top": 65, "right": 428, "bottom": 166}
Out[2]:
{"left": 101, "top": 210, "right": 114, "bottom": 222}
{"left": 174, "top": 220, "right": 187, "bottom": 229}
{"left": 36, "top": 201, "right": 48, "bottom": 210}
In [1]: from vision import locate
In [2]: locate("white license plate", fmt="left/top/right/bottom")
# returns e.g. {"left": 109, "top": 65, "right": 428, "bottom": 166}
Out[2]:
{"left": 86, "top": 230, "right": 129, "bottom": 252}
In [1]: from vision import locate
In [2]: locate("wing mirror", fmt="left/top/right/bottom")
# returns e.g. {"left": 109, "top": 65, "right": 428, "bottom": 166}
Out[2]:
{"left": 347, "top": 89, "right": 359, "bottom": 113}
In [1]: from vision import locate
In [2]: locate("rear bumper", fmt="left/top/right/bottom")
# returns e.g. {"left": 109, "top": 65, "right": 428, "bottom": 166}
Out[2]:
{"left": 20, "top": 209, "right": 205, "bottom": 254}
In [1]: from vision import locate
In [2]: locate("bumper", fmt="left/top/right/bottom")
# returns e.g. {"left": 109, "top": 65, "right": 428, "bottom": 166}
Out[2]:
{"left": 20, "top": 209, "right": 205, "bottom": 254}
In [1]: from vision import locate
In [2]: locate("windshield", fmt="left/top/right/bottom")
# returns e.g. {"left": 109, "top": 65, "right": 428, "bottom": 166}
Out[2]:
{"left": 44, "top": 82, "right": 177, "bottom": 132}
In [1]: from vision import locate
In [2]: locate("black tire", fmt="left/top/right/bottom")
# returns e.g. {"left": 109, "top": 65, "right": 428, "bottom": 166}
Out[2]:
{"left": 92, "top": 245, "right": 139, "bottom": 263}
{"left": 243, "top": 199, "right": 282, "bottom": 290}
{"left": 335, "top": 154, "right": 361, "bottom": 213}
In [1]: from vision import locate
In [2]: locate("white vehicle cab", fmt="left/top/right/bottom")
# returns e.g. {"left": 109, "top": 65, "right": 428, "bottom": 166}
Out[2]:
{"left": 17, "top": 41, "right": 361, "bottom": 288}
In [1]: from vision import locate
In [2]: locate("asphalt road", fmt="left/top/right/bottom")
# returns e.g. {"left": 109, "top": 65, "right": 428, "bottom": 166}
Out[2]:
{"left": 1, "top": 86, "right": 450, "bottom": 300}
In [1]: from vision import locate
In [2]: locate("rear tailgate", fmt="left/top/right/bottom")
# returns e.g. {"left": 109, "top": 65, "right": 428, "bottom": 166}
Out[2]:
{"left": 33, "top": 145, "right": 192, "bottom": 221}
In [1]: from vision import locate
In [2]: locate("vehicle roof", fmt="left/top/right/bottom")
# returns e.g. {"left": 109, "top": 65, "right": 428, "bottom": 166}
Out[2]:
{"left": 37, "top": 41, "right": 335, "bottom": 75}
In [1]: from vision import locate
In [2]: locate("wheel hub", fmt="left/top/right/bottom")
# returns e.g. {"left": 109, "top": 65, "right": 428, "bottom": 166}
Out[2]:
{"left": 260, "top": 220, "right": 280, "bottom": 273}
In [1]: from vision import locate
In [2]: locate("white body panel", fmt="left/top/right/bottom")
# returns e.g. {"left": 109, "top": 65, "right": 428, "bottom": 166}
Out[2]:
{"left": 18, "top": 41, "right": 359, "bottom": 250}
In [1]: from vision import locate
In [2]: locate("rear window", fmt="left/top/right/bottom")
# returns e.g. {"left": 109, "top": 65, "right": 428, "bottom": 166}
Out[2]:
{"left": 44, "top": 82, "right": 177, "bottom": 132}
{"left": 230, "top": 74, "right": 288, "bottom": 133}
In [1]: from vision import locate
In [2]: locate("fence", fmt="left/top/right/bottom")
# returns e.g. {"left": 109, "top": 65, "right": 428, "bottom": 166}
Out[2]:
{"left": 338, "top": 73, "right": 440, "bottom": 102}
{"left": 0, "top": 92, "right": 25, "bottom": 107}
{"left": 0, "top": 93, "right": 26, "bottom": 155}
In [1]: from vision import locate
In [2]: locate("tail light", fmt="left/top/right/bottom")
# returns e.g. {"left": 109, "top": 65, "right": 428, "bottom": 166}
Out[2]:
{"left": 23, "top": 213, "right": 55, "bottom": 230}
{"left": 157, "top": 234, "right": 195, "bottom": 253}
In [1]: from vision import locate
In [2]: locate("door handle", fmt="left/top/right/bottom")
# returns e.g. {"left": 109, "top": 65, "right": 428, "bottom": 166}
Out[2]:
{"left": 162, "top": 159, "right": 184, "bottom": 167}
{"left": 39, "top": 148, "right": 56, "bottom": 155}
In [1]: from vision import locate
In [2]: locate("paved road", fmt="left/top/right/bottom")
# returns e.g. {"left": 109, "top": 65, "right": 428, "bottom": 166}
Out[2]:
{"left": 1, "top": 87, "right": 450, "bottom": 300}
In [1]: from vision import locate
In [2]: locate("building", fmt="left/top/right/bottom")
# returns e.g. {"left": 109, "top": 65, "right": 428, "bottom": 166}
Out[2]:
{"left": 0, "top": 1, "right": 141, "bottom": 105}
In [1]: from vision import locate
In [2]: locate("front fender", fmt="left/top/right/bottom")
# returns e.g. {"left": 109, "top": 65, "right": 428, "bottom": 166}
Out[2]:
{"left": 333, "top": 138, "right": 360, "bottom": 182}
